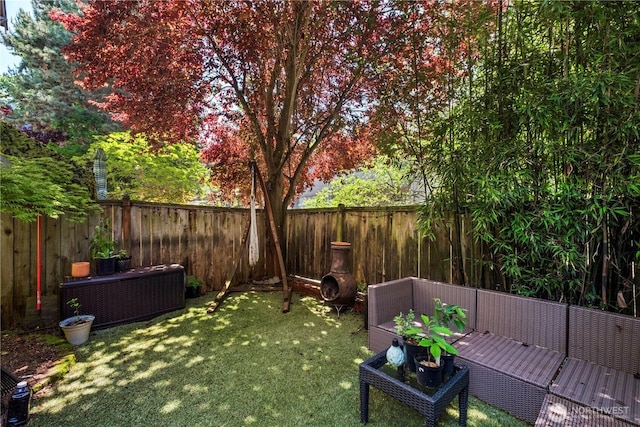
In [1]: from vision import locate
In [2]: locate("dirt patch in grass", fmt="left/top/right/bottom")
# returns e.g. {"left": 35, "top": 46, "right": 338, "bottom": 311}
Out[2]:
{"left": 1, "top": 330, "right": 75, "bottom": 421}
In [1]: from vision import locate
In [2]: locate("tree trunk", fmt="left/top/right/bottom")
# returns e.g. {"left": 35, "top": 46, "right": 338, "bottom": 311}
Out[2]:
{"left": 263, "top": 171, "right": 288, "bottom": 276}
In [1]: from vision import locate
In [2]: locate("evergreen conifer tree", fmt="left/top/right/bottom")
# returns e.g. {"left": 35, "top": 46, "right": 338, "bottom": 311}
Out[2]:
{"left": 1, "top": 0, "right": 118, "bottom": 150}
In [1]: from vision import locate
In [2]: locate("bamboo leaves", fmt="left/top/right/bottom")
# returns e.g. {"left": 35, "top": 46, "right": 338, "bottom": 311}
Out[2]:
{"left": 409, "top": 1, "right": 639, "bottom": 309}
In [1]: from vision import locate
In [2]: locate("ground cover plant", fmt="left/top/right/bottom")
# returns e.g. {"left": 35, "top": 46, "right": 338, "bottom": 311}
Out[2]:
{"left": 29, "top": 292, "right": 526, "bottom": 426}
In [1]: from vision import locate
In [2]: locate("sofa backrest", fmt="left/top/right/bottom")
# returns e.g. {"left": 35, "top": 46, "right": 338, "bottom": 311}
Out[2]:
{"left": 476, "top": 289, "right": 567, "bottom": 353}
{"left": 412, "top": 278, "right": 477, "bottom": 334}
{"left": 568, "top": 305, "right": 640, "bottom": 374}
{"left": 367, "top": 277, "right": 414, "bottom": 328}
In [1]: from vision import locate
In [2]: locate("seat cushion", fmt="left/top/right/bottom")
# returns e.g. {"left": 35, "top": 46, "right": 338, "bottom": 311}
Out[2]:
{"left": 456, "top": 331, "right": 565, "bottom": 388}
{"left": 550, "top": 357, "right": 640, "bottom": 425}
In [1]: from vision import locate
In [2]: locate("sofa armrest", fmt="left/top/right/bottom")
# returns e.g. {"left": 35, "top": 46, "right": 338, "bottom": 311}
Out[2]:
{"left": 367, "top": 278, "right": 414, "bottom": 328}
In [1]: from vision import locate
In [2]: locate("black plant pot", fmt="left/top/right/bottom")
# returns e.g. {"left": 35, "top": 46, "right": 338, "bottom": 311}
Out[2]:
{"left": 403, "top": 339, "right": 427, "bottom": 373}
{"left": 116, "top": 257, "right": 131, "bottom": 272}
{"left": 441, "top": 354, "right": 456, "bottom": 381}
{"left": 415, "top": 356, "right": 443, "bottom": 388}
{"left": 94, "top": 257, "right": 116, "bottom": 276}
{"left": 185, "top": 286, "right": 201, "bottom": 299}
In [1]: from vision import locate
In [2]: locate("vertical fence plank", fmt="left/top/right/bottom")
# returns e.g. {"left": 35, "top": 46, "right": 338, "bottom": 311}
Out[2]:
{"left": 344, "top": 209, "right": 386, "bottom": 284}
{"left": 390, "top": 210, "right": 419, "bottom": 280}
{"left": 202, "top": 210, "right": 214, "bottom": 284}
{"left": 58, "top": 217, "right": 75, "bottom": 284}
{"left": 129, "top": 205, "right": 142, "bottom": 268}
{"left": 13, "top": 219, "right": 35, "bottom": 322}
{"left": 43, "top": 218, "right": 62, "bottom": 296}
{"left": 1, "top": 214, "right": 16, "bottom": 327}
{"left": 141, "top": 205, "right": 152, "bottom": 266}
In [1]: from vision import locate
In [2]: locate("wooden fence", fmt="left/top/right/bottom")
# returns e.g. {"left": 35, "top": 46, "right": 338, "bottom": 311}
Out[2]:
{"left": 1, "top": 201, "right": 486, "bottom": 329}
{"left": 286, "top": 206, "right": 489, "bottom": 286}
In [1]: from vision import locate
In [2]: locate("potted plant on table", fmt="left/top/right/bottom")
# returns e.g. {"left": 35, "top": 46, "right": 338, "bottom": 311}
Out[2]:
{"left": 90, "top": 221, "right": 117, "bottom": 276}
{"left": 394, "top": 309, "right": 427, "bottom": 372}
{"left": 411, "top": 314, "right": 457, "bottom": 388}
{"left": 59, "top": 298, "right": 95, "bottom": 346}
{"left": 115, "top": 249, "right": 132, "bottom": 272}
{"left": 433, "top": 298, "right": 467, "bottom": 379}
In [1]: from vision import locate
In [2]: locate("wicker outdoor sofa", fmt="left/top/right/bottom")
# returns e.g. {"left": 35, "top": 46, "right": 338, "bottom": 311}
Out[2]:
{"left": 367, "top": 277, "right": 640, "bottom": 426}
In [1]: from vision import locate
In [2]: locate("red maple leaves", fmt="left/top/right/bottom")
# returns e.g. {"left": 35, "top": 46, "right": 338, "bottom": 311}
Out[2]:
{"left": 52, "top": 0, "right": 495, "bottom": 215}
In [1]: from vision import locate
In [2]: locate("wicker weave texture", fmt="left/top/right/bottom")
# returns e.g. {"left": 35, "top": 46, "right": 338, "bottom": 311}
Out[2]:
{"left": 368, "top": 326, "right": 400, "bottom": 353}
{"left": 367, "top": 278, "right": 414, "bottom": 328}
{"left": 60, "top": 265, "right": 185, "bottom": 329}
{"left": 360, "top": 351, "right": 469, "bottom": 427}
{"left": 550, "top": 358, "right": 639, "bottom": 425}
{"left": 456, "top": 332, "right": 565, "bottom": 388}
{"left": 456, "top": 353, "right": 546, "bottom": 424}
{"left": 1, "top": 367, "right": 18, "bottom": 397}
{"left": 476, "top": 289, "right": 567, "bottom": 353}
{"left": 568, "top": 305, "right": 640, "bottom": 374}
{"left": 412, "top": 278, "right": 477, "bottom": 333}
{"left": 367, "top": 278, "right": 413, "bottom": 352}
{"left": 536, "top": 394, "right": 638, "bottom": 427}
{"left": 367, "top": 277, "right": 477, "bottom": 352}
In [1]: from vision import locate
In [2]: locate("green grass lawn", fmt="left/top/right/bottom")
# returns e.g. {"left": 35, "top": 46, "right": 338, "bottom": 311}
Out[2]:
{"left": 30, "top": 292, "right": 529, "bottom": 426}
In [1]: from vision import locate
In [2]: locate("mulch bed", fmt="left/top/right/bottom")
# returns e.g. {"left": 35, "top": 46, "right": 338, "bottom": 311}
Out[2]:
{"left": 1, "top": 330, "right": 65, "bottom": 421}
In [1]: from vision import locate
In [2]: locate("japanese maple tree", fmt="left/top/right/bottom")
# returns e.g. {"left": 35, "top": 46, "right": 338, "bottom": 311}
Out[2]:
{"left": 52, "top": 0, "right": 396, "bottom": 243}
{"left": 53, "top": 0, "right": 478, "bottom": 251}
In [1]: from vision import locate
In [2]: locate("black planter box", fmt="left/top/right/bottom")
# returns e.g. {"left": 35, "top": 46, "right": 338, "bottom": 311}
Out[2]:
{"left": 185, "top": 286, "right": 200, "bottom": 299}
{"left": 116, "top": 257, "right": 132, "bottom": 272}
{"left": 94, "top": 257, "right": 117, "bottom": 276}
{"left": 60, "top": 264, "right": 185, "bottom": 329}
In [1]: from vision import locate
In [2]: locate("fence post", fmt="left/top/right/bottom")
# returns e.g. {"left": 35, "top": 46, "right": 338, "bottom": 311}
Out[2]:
{"left": 337, "top": 204, "right": 345, "bottom": 241}
{"left": 121, "top": 195, "right": 131, "bottom": 255}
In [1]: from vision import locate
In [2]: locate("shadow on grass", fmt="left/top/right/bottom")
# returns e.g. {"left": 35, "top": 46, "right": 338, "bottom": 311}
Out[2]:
{"left": 30, "top": 292, "right": 528, "bottom": 427}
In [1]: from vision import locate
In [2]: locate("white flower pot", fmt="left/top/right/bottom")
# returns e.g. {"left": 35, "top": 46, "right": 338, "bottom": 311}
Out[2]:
{"left": 59, "top": 315, "right": 95, "bottom": 345}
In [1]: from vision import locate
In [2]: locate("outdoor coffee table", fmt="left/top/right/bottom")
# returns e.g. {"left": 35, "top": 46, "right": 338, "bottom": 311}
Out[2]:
{"left": 359, "top": 351, "right": 469, "bottom": 427}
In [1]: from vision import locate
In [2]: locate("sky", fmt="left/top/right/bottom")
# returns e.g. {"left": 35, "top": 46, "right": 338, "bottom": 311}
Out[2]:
{"left": 1, "top": 0, "right": 33, "bottom": 74}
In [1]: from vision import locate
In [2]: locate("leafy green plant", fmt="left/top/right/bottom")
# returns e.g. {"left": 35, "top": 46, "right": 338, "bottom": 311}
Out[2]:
{"left": 0, "top": 123, "right": 100, "bottom": 222}
{"left": 385, "top": 0, "right": 640, "bottom": 313}
{"left": 301, "top": 156, "right": 416, "bottom": 208}
{"left": 186, "top": 276, "right": 203, "bottom": 288}
{"left": 90, "top": 221, "right": 116, "bottom": 259}
{"left": 65, "top": 297, "right": 91, "bottom": 326}
{"left": 433, "top": 298, "right": 467, "bottom": 333}
{"left": 407, "top": 314, "right": 457, "bottom": 363}
{"left": 78, "top": 132, "right": 208, "bottom": 204}
{"left": 393, "top": 309, "right": 419, "bottom": 341}
{"left": 67, "top": 298, "right": 81, "bottom": 319}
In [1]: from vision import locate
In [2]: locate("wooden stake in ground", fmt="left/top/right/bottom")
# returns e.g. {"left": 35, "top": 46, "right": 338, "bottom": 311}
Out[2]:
{"left": 206, "top": 219, "right": 251, "bottom": 313}
{"left": 252, "top": 162, "right": 291, "bottom": 312}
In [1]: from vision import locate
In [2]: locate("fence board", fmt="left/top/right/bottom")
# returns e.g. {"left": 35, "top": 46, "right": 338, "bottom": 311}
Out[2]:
{"left": 44, "top": 216, "right": 61, "bottom": 296}
{"left": 130, "top": 205, "right": 143, "bottom": 268}
{"left": 1, "top": 216, "right": 15, "bottom": 327}
{"left": 13, "top": 220, "right": 34, "bottom": 322}
{"left": 345, "top": 209, "right": 387, "bottom": 284}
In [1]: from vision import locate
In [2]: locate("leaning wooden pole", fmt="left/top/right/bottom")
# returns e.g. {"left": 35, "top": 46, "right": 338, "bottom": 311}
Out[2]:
{"left": 251, "top": 162, "right": 291, "bottom": 312}
{"left": 206, "top": 218, "right": 252, "bottom": 313}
